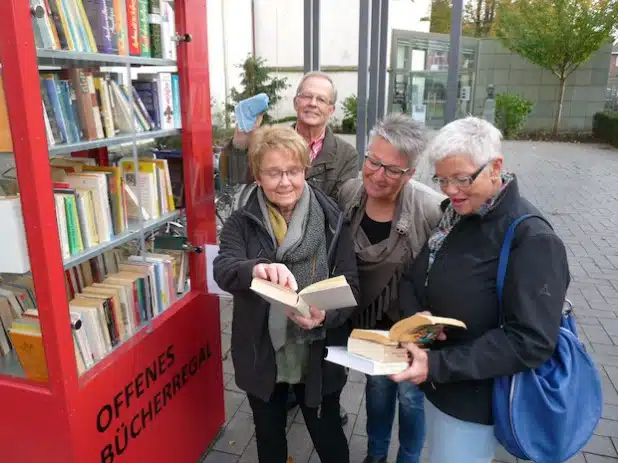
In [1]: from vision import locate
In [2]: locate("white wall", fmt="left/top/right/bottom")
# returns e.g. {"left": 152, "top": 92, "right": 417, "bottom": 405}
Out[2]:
{"left": 254, "top": 0, "right": 305, "bottom": 68}
{"left": 207, "top": 0, "right": 253, "bottom": 123}
{"left": 320, "top": 1, "right": 361, "bottom": 68}
{"left": 208, "top": 0, "right": 431, "bottom": 123}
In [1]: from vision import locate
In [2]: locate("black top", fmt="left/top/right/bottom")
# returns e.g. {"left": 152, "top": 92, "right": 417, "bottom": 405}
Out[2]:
{"left": 360, "top": 213, "right": 392, "bottom": 245}
{"left": 361, "top": 213, "right": 394, "bottom": 330}
{"left": 400, "top": 177, "right": 570, "bottom": 425}
{"left": 213, "top": 185, "right": 360, "bottom": 408}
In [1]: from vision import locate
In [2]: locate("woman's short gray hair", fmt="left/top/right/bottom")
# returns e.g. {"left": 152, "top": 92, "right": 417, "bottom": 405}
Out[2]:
{"left": 425, "top": 116, "right": 503, "bottom": 167}
{"left": 368, "top": 113, "right": 426, "bottom": 169}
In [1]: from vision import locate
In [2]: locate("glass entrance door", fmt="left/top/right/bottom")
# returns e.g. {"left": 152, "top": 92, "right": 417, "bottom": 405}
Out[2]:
{"left": 402, "top": 71, "right": 476, "bottom": 128}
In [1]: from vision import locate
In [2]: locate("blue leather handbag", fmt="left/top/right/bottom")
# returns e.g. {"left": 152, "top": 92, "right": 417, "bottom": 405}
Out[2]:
{"left": 492, "top": 214, "right": 603, "bottom": 462}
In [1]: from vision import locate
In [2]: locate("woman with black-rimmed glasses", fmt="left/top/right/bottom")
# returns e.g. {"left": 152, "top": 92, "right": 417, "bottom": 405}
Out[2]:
{"left": 394, "top": 116, "right": 570, "bottom": 462}
{"left": 338, "top": 113, "right": 445, "bottom": 463}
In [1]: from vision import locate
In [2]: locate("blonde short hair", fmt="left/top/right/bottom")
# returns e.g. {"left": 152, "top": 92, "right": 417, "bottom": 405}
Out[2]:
{"left": 248, "top": 125, "right": 311, "bottom": 179}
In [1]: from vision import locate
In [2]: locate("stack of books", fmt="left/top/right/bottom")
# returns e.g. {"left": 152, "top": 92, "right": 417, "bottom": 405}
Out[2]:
{"left": 325, "top": 314, "right": 467, "bottom": 375}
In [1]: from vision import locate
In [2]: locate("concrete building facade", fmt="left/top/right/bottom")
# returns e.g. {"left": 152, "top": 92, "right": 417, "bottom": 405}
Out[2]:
{"left": 389, "top": 30, "right": 614, "bottom": 131}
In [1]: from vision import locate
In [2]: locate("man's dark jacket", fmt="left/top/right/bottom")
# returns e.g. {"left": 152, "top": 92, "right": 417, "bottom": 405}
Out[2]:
{"left": 213, "top": 185, "right": 360, "bottom": 407}
{"left": 400, "top": 177, "right": 570, "bottom": 425}
{"left": 221, "top": 125, "right": 359, "bottom": 200}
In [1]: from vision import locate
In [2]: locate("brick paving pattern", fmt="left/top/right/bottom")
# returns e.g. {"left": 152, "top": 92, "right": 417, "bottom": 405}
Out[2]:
{"left": 203, "top": 139, "right": 618, "bottom": 462}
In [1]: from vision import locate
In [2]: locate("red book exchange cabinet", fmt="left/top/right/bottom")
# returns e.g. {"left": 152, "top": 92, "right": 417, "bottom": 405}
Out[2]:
{"left": 0, "top": 0, "right": 224, "bottom": 462}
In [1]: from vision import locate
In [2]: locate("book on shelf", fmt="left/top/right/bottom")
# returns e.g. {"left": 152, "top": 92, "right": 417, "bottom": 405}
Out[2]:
{"left": 118, "top": 157, "right": 175, "bottom": 220}
{"left": 0, "top": 274, "right": 46, "bottom": 381}
{"left": 250, "top": 275, "right": 357, "bottom": 318}
{"left": 134, "top": 72, "right": 178, "bottom": 130}
{"left": 149, "top": 0, "right": 163, "bottom": 59}
{"left": 0, "top": 76, "right": 12, "bottom": 152}
{"left": 160, "top": 0, "right": 176, "bottom": 60}
{"left": 31, "top": 0, "right": 177, "bottom": 59}
{"left": 323, "top": 314, "right": 467, "bottom": 376}
{"left": 8, "top": 316, "right": 48, "bottom": 382}
{"left": 0, "top": 196, "right": 31, "bottom": 274}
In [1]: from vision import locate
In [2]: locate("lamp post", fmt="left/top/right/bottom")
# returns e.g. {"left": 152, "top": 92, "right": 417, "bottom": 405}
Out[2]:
{"left": 444, "top": 0, "right": 464, "bottom": 124}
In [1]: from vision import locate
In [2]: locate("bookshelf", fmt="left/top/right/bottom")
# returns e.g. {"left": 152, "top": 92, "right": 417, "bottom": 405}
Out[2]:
{"left": 0, "top": 1, "right": 224, "bottom": 462}
{"left": 48, "top": 128, "right": 180, "bottom": 156}
{"left": 36, "top": 49, "right": 178, "bottom": 67}
{"left": 63, "top": 210, "right": 182, "bottom": 268}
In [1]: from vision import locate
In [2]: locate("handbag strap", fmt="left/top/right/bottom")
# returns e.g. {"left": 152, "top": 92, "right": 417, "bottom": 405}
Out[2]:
{"left": 496, "top": 213, "right": 552, "bottom": 325}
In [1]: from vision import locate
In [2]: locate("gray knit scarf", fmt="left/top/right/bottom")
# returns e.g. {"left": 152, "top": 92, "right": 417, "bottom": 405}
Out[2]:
{"left": 344, "top": 186, "right": 413, "bottom": 329}
{"left": 257, "top": 184, "right": 329, "bottom": 350}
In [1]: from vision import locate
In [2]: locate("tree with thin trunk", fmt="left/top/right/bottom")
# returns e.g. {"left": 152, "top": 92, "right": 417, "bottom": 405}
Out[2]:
{"left": 429, "top": 0, "right": 453, "bottom": 34}
{"left": 463, "top": 0, "right": 499, "bottom": 37}
{"left": 497, "top": 0, "right": 618, "bottom": 136}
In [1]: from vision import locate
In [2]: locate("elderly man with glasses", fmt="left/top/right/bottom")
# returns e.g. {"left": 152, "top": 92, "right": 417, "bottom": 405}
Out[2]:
{"left": 221, "top": 71, "right": 360, "bottom": 424}
{"left": 223, "top": 71, "right": 359, "bottom": 201}
{"left": 338, "top": 113, "right": 445, "bottom": 463}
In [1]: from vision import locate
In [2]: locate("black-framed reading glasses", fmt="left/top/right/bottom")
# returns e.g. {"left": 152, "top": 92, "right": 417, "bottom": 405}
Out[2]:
{"left": 364, "top": 154, "right": 410, "bottom": 180}
{"left": 432, "top": 162, "right": 490, "bottom": 188}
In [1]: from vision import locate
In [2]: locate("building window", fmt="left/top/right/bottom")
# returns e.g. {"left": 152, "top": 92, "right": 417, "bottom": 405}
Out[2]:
{"left": 396, "top": 43, "right": 410, "bottom": 70}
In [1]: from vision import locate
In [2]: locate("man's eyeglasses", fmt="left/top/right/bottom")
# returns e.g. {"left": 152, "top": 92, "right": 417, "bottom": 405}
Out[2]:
{"left": 364, "top": 154, "right": 410, "bottom": 180}
{"left": 260, "top": 167, "right": 305, "bottom": 181}
{"left": 431, "top": 162, "right": 489, "bottom": 188}
{"left": 296, "top": 93, "right": 332, "bottom": 107}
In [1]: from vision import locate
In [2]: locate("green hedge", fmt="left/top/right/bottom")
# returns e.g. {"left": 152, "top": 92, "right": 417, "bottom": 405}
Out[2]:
{"left": 495, "top": 93, "right": 534, "bottom": 140}
{"left": 593, "top": 112, "right": 618, "bottom": 148}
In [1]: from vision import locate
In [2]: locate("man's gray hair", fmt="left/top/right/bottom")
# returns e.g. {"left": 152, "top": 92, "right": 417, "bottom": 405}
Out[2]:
{"left": 369, "top": 113, "right": 426, "bottom": 169}
{"left": 296, "top": 71, "right": 338, "bottom": 104}
{"left": 425, "top": 116, "right": 503, "bottom": 167}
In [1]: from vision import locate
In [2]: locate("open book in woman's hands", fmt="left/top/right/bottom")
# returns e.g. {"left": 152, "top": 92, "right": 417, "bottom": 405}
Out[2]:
{"left": 346, "top": 314, "right": 466, "bottom": 364}
{"left": 324, "top": 314, "right": 467, "bottom": 375}
{"left": 250, "top": 275, "right": 357, "bottom": 317}
{"left": 352, "top": 314, "right": 466, "bottom": 346}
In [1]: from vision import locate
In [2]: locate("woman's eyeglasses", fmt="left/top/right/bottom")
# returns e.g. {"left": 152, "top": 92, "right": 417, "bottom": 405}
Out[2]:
{"left": 432, "top": 162, "right": 489, "bottom": 188}
{"left": 260, "top": 167, "right": 305, "bottom": 181}
{"left": 364, "top": 154, "right": 410, "bottom": 180}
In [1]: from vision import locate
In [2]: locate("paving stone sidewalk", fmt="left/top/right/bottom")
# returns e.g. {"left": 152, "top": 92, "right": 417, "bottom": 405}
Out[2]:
{"left": 204, "top": 139, "right": 618, "bottom": 463}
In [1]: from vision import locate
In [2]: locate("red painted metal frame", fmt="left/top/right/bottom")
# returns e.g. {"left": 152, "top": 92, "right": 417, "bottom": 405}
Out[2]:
{"left": 176, "top": 0, "right": 218, "bottom": 288}
{"left": 0, "top": 0, "right": 78, "bottom": 396}
{"left": 0, "top": 0, "right": 224, "bottom": 461}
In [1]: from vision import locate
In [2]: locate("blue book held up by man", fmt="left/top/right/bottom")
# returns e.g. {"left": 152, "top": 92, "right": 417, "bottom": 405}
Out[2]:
{"left": 235, "top": 93, "right": 269, "bottom": 132}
